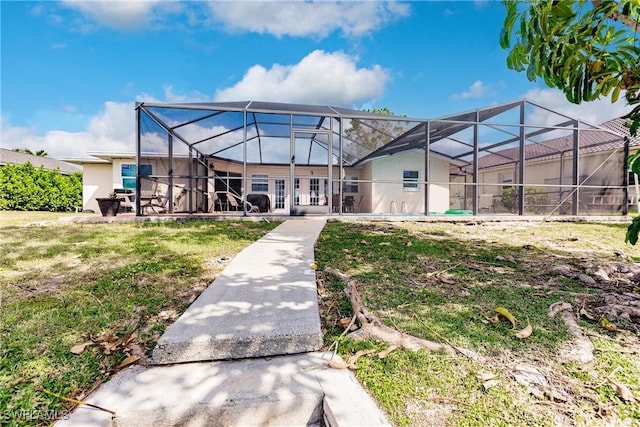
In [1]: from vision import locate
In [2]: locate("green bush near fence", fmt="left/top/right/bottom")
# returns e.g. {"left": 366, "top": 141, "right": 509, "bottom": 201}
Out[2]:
{"left": 0, "top": 163, "right": 82, "bottom": 212}
{"left": 500, "top": 186, "right": 550, "bottom": 212}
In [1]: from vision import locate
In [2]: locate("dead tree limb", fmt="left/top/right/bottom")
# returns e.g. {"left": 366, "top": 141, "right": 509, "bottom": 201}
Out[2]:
{"left": 325, "top": 267, "right": 452, "bottom": 353}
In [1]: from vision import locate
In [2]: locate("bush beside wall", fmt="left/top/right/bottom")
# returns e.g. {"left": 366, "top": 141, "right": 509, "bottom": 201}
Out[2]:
{"left": 0, "top": 162, "right": 82, "bottom": 211}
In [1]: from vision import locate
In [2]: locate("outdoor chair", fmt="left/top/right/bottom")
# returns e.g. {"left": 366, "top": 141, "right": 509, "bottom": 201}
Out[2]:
{"left": 139, "top": 179, "right": 158, "bottom": 214}
{"left": 114, "top": 189, "right": 136, "bottom": 213}
{"left": 343, "top": 196, "right": 355, "bottom": 213}
{"left": 214, "top": 191, "right": 259, "bottom": 213}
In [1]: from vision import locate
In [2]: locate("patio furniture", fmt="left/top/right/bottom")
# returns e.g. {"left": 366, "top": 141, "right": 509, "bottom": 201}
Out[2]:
{"left": 114, "top": 189, "right": 136, "bottom": 213}
{"left": 213, "top": 191, "right": 259, "bottom": 213}
{"left": 343, "top": 196, "right": 355, "bottom": 213}
{"left": 246, "top": 194, "right": 271, "bottom": 212}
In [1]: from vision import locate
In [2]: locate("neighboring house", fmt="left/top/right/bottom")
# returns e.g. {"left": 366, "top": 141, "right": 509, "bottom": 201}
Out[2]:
{"left": 74, "top": 99, "right": 631, "bottom": 217}
{"left": 66, "top": 152, "right": 136, "bottom": 213}
{"left": 454, "top": 117, "right": 640, "bottom": 215}
{"left": 0, "top": 148, "right": 81, "bottom": 175}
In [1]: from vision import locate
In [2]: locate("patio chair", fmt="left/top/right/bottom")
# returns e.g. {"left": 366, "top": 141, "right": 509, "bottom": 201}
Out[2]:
{"left": 343, "top": 196, "right": 355, "bottom": 213}
{"left": 114, "top": 189, "right": 136, "bottom": 213}
{"left": 139, "top": 179, "right": 158, "bottom": 214}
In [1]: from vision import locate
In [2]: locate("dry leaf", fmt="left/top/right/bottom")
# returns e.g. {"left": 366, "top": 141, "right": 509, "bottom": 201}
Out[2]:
{"left": 495, "top": 307, "right": 517, "bottom": 329}
{"left": 93, "top": 333, "right": 117, "bottom": 343}
{"left": 483, "top": 314, "right": 500, "bottom": 324}
{"left": 117, "top": 354, "right": 141, "bottom": 369}
{"left": 515, "top": 323, "right": 533, "bottom": 339}
{"left": 345, "top": 349, "right": 376, "bottom": 369}
{"left": 405, "top": 241, "right": 413, "bottom": 247}
{"left": 579, "top": 307, "right": 595, "bottom": 321}
{"left": 360, "top": 240, "right": 370, "bottom": 246}
{"left": 600, "top": 318, "right": 619, "bottom": 332}
{"left": 70, "top": 341, "right": 95, "bottom": 355}
{"left": 337, "top": 317, "right": 352, "bottom": 328}
{"left": 378, "top": 242, "right": 391, "bottom": 246}
{"left": 609, "top": 379, "right": 638, "bottom": 403}
{"left": 378, "top": 345, "right": 398, "bottom": 359}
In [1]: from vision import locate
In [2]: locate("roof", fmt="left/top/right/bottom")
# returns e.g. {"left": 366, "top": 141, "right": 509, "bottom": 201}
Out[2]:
{"left": 137, "top": 100, "right": 421, "bottom": 167}
{"left": 0, "top": 149, "right": 82, "bottom": 175}
{"left": 355, "top": 99, "right": 624, "bottom": 166}
{"left": 470, "top": 117, "right": 637, "bottom": 171}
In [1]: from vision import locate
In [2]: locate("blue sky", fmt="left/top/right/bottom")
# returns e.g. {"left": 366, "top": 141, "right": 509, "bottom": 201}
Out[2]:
{"left": 1, "top": 0, "right": 632, "bottom": 160}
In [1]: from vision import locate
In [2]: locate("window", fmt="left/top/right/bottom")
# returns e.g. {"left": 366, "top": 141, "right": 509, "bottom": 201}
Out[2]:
{"left": 251, "top": 174, "right": 268, "bottom": 192}
{"left": 343, "top": 176, "right": 359, "bottom": 193}
{"left": 310, "top": 178, "right": 319, "bottom": 205}
{"left": 499, "top": 172, "right": 513, "bottom": 190}
{"left": 403, "top": 170, "right": 419, "bottom": 190}
{"left": 121, "top": 163, "right": 152, "bottom": 190}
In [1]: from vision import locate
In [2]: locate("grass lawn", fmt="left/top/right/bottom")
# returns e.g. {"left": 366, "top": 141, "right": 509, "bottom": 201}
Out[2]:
{"left": 0, "top": 211, "right": 278, "bottom": 426}
{"left": 2, "top": 212, "right": 639, "bottom": 426}
{"left": 316, "top": 220, "right": 640, "bottom": 426}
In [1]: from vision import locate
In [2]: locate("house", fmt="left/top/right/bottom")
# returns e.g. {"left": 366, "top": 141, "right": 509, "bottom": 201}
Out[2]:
{"left": 0, "top": 148, "right": 81, "bottom": 175}
{"left": 74, "top": 99, "right": 632, "bottom": 217}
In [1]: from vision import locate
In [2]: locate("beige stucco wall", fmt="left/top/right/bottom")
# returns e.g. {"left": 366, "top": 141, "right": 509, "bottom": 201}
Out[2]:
{"left": 369, "top": 150, "right": 450, "bottom": 214}
{"left": 82, "top": 163, "right": 115, "bottom": 212}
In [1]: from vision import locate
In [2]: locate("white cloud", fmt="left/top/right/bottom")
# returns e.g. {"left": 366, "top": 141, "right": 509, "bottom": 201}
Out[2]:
{"left": 54, "top": 1, "right": 410, "bottom": 36}
{"left": 523, "top": 88, "right": 632, "bottom": 126}
{"left": 214, "top": 50, "right": 390, "bottom": 106}
{"left": 59, "top": 0, "right": 182, "bottom": 31}
{"left": 1, "top": 47, "right": 392, "bottom": 160}
{"left": 451, "top": 80, "right": 491, "bottom": 100}
{"left": 206, "top": 0, "right": 411, "bottom": 38}
{"left": 1, "top": 102, "right": 136, "bottom": 159}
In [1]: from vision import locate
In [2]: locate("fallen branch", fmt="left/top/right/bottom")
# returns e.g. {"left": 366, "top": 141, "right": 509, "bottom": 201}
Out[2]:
{"left": 413, "top": 314, "right": 478, "bottom": 360}
{"left": 325, "top": 267, "right": 452, "bottom": 354}
{"left": 43, "top": 389, "right": 116, "bottom": 418}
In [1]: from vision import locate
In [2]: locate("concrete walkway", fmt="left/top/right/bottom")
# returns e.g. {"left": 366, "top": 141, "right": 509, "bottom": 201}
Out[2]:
{"left": 152, "top": 219, "right": 324, "bottom": 364}
{"left": 57, "top": 219, "right": 391, "bottom": 427}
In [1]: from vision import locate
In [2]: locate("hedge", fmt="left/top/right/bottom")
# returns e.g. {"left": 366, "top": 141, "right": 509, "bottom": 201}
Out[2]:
{"left": 0, "top": 162, "right": 82, "bottom": 212}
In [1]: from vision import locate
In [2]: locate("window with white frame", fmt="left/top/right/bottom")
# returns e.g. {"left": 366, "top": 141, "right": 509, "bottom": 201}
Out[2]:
{"left": 251, "top": 174, "right": 268, "bottom": 192}
{"left": 343, "top": 176, "right": 359, "bottom": 193}
{"left": 402, "top": 170, "right": 419, "bottom": 190}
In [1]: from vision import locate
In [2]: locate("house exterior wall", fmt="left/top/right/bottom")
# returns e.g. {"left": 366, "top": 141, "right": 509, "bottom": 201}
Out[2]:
{"left": 369, "top": 150, "right": 450, "bottom": 214}
{"left": 82, "top": 163, "right": 114, "bottom": 212}
{"left": 470, "top": 150, "right": 628, "bottom": 213}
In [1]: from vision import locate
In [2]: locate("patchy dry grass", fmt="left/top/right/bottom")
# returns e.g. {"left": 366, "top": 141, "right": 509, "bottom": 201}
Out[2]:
{"left": 0, "top": 212, "right": 278, "bottom": 426}
{"left": 316, "top": 220, "right": 640, "bottom": 426}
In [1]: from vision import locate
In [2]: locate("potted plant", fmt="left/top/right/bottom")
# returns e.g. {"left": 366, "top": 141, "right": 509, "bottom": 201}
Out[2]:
{"left": 96, "top": 191, "right": 121, "bottom": 217}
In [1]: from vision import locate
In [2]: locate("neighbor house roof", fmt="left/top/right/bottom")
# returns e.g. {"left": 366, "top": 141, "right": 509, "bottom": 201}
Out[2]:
{"left": 471, "top": 117, "right": 638, "bottom": 171}
{"left": 0, "top": 148, "right": 81, "bottom": 175}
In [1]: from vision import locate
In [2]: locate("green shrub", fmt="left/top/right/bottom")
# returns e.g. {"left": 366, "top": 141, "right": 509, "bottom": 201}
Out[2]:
{"left": 500, "top": 186, "right": 550, "bottom": 212}
{"left": 0, "top": 163, "right": 82, "bottom": 212}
